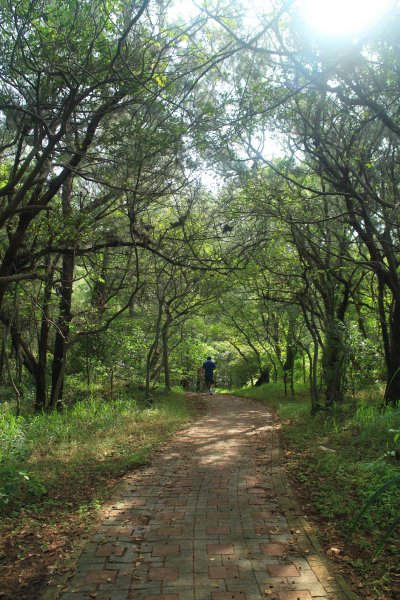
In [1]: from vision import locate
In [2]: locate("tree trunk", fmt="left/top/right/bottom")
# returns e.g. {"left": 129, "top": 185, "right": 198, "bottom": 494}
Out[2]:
{"left": 272, "top": 360, "right": 278, "bottom": 382}
{"left": 49, "top": 258, "right": 74, "bottom": 409}
{"left": 310, "top": 336, "right": 320, "bottom": 415}
{"left": 322, "top": 318, "right": 345, "bottom": 407}
{"left": 254, "top": 366, "right": 270, "bottom": 386}
{"left": 14, "top": 301, "right": 23, "bottom": 392}
{"left": 300, "top": 300, "right": 320, "bottom": 414}
{"left": 0, "top": 328, "right": 5, "bottom": 383}
{"left": 283, "top": 344, "right": 296, "bottom": 399}
{"left": 384, "top": 298, "right": 400, "bottom": 406}
{"left": 34, "top": 260, "right": 54, "bottom": 411}
{"left": 321, "top": 283, "right": 350, "bottom": 408}
{"left": 49, "top": 175, "right": 74, "bottom": 409}
{"left": 145, "top": 301, "right": 163, "bottom": 401}
{"left": 161, "top": 317, "right": 172, "bottom": 392}
{"left": 4, "top": 328, "right": 21, "bottom": 415}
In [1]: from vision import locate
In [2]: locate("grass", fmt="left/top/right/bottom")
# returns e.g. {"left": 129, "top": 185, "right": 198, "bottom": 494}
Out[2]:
{"left": 230, "top": 382, "right": 400, "bottom": 599}
{"left": 0, "top": 389, "right": 191, "bottom": 515}
{"left": 0, "top": 387, "right": 194, "bottom": 599}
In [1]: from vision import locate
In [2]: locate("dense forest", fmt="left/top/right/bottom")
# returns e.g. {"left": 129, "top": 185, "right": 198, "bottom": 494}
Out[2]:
{"left": 1, "top": 0, "right": 400, "bottom": 411}
{"left": 1, "top": 0, "right": 400, "bottom": 597}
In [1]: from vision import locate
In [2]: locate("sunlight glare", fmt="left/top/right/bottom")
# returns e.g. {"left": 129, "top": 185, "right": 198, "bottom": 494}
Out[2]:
{"left": 298, "top": 0, "right": 393, "bottom": 36}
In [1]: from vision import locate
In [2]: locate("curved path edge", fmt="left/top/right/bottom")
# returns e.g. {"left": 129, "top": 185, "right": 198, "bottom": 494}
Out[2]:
{"left": 41, "top": 394, "right": 358, "bottom": 600}
{"left": 267, "top": 414, "right": 357, "bottom": 600}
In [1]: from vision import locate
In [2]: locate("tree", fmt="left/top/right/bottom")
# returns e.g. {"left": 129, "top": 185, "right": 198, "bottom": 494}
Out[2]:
{"left": 0, "top": 0, "right": 244, "bottom": 409}
{"left": 214, "top": 3, "right": 400, "bottom": 405}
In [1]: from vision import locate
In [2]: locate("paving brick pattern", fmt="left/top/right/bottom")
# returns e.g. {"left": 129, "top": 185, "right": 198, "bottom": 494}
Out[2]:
{"left": 58, "top": 395, "right": 356, "bottom": 600}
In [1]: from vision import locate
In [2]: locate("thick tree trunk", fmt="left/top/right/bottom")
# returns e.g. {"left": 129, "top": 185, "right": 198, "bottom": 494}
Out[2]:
{"left": 300, "top": 300, "right": 320, "bottom": 414}
{"left": 283, "top": 344, "right": 296, "bottom": 399}
{"left": 384, "top": 298, "right": 400, "bottom": 406}
{"left": 254, "top": 366, "right": 270, "bottom": 386}
{"left": 322, "top": 318, "right": 345, "bottom": 407}
{"left": 34, "top": 364, "right": 48, "bottom": 412}
{"left": 321, "top": 284, "right": 350, "bottom": 408}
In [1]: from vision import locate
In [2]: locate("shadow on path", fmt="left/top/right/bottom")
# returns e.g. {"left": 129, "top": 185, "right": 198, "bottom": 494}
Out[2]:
{"left": 51, "top": 394, "right": 357, "bottom": 600}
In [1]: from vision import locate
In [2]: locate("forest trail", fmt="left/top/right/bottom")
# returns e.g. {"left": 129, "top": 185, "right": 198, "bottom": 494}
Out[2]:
{"left": 54, "top": 394, "right": 357, "bottom": 600}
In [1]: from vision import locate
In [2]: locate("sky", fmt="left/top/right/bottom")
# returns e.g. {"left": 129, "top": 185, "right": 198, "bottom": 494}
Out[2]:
{"left": 169, "top": 0, "right": 394, "bottom": 38}
{"left": 167, "top": 0, "right": 395, "bottom": 189}
{"left": 297, "top": 0, "right": 394, "bottom": 37}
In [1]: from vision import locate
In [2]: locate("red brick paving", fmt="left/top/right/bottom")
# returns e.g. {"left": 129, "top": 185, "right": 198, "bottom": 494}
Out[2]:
{"left": 211, "top": 487, "right": 229, "bottom": 495}
{"left": 152, "top": 544, "right": 181, "bottom": 556}
{"left": 84, "top": 569, "right": 118, "bottom": 584}
{"left": 105, "top": 526, "right": 134, "bottom": 536}
{"left": 209, "top": 566, "right": 240, "bottom": 579}
{"left": 95, "top": 543, "right": 125, "bottom": 557}
{"left": 207, "top": 544, "right": 235, "bottom": 555}
{"left": 59, "top": 394, "right": 354, "bottom": 600}
{"left": 158, "top": 511, "right": 185, "bottom": 521}
{"left": 260, "top": 543, "right": 287, "bottom": 556}
{"left": 277, "top": 592, "right": 313, "bottom": 600}
{"left": 207, "top": 498, "right": 229, "bottom": 506}
{"left": 267, "top": 564, "right": 300, "bottom": 577}
{"left": 145, "top": 595, "right": 179, "bottom": 600}
{"left": 212, "top": 593, "right": 246, "bottom": 600}
{"left": 149, "top": 567, "right": 179, "bottom": 581}
{"left": 207, "top": 526, "right": 231, "bottom": 535}
{"left": 156, "top": 527, "right": 183, "bottom": 536}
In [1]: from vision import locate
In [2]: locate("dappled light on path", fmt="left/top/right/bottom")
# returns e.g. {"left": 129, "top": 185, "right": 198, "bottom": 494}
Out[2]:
{"left": 58, "top": 394, "right": 355, "bottom": 600}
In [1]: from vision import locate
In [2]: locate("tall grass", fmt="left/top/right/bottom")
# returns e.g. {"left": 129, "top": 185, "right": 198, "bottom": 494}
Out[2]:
{"left": 0, "top": 390, "right": 191, "bottom": 514}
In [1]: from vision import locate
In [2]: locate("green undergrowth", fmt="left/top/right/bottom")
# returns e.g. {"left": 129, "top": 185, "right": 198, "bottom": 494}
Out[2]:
{"left": 0, "top": 388, "right": 192, "bottom": 517}
{"left": 0, "top": 387, "right": 194, "bottom": 599}
{"left": 231, "top": 383, "right": 400, "bottom": 598}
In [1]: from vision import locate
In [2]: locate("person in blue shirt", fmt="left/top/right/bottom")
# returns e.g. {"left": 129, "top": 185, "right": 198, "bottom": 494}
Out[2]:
{"left": 202, "top": 356, "right": 216, "bottom": 394}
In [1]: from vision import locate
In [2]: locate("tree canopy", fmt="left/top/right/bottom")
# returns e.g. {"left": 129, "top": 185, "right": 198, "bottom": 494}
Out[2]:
{"left": 0, "top": 0, "right": 399, "bottom": 410}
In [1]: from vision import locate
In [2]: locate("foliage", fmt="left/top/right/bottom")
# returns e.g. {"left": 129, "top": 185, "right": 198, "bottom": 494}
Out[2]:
{"left": 1, "top": 0, "right": 400, "bottom": 414}
{"left": 0, "top": 413, "right": 45, "bottom": 509}
{"left": 0, "top": 388, "right": 191, "bottom": 515}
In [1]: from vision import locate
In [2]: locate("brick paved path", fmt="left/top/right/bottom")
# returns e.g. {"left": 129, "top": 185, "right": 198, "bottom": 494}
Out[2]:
{"left": 57, "top": 395, "right": 356, "bottom": 600}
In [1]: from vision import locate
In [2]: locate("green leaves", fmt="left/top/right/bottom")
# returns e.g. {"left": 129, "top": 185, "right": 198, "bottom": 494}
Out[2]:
{"left": 349, "top": 475, "right": 400, "bottom": 556}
